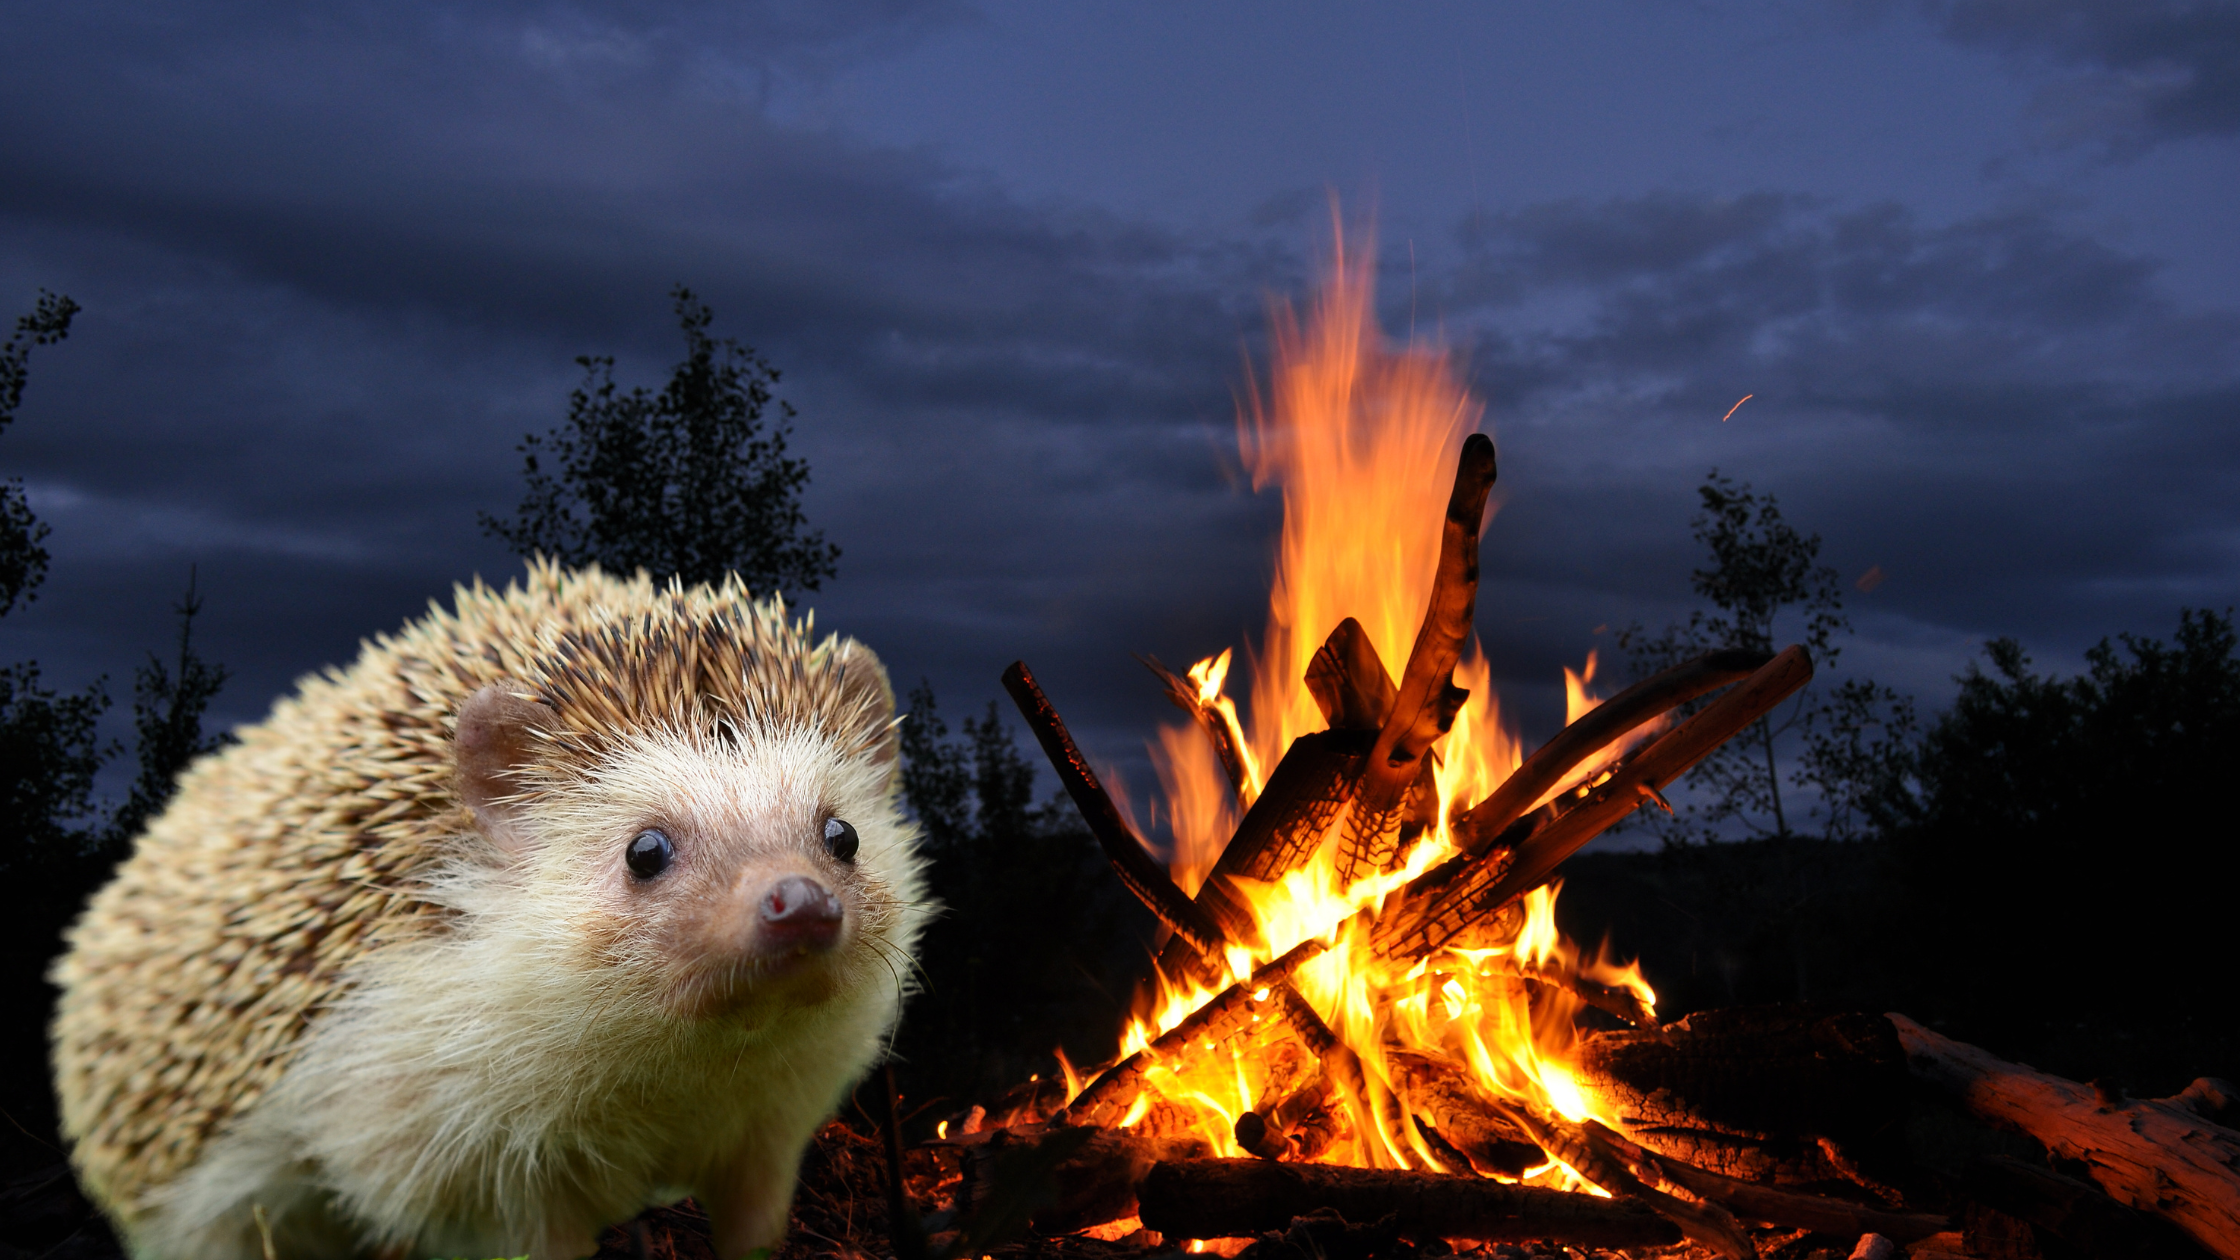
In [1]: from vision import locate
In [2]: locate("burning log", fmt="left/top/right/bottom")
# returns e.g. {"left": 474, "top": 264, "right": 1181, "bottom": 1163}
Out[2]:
{"left": 1517, "top": 960, "right": 1658, "bottom": 1029}
{"left": 1449, "top": 646, "right": 1773, "bottom": 856}
{"left": 1143, "top": 653, "right": 1260, "bottom": 809}
{"left": 1497, "top": 1103, "right": 1756, "bottom": 1260}
{"left": 1135, "top": 1158, "right": 1683, "bottom": 1247}
{"left": 1067, "top": 940, "right": 1329, "bottom": 1127}
{"left": 1152, "top": 728, "right": 1369, "bottom": 982}
{"left": 1372, "top": 645, "right": 1813, "bottom": 961}
{"left": 1586, "top": 1119, "right": 1948, "bottom": 1243}
{"left": 1002, "top": 660, "right": 1237, "bottom": 959}
{"left": 1236, "top": 1070, "right": 1342, "bottom": 1162}
{"left": 1890, "top": 1012, "right": 2240, "bottom": 1260}
{"left": 1384, "top": 1049, "right": 1541, "bottom": 1177}
{"left": 955, "top": 1124, "right": 1213, "bottom": 1235}
{"left": 1337, "top": 433, "right": 1498, "bottom": 886}
{"left": 1306, "top": 616, "right": 1397, "bottom": 731}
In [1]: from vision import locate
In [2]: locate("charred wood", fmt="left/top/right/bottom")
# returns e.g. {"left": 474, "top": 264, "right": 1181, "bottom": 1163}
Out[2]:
{"left": 1135, "top": 1157, "right": 1682, "bottom": 1247}
{"left": 1372, "top": 644, "right": 1811, "bottom": 960}
{"left": 1306, "top": 616, "right": 1397, "bottom": 732}
{"left": 1153, "top": 730, "right": 1370, "bottom": 982}
{"left": 1338, "top": 434, "right": 1498, "bottom": 887}
{"left": 1516, "top": 961, "right": 1658, "bottom": 1029}
{"left": 1627, "top": 1128, "right": 1848, "bottom": 1188}
{"left": 1585, "top": 1119, "right": 1948, "bottom": 1242}
{"left": 1570, "top": 1007, "right": 1908, "bottom": 1146}
{"left": 1383, "top": 1049, "right": 1541, "bottom": 1178}
{"left": 1067, "top": 940, "right": 1329, "bottom": 1127}
{"left": 1488, "top": 1104, "right": 1755, "bottom": 1258}
{"left": 1003, "top": 660, "right": 1235, "bottom": 960}
{"left": 1236, "top": 1070, "right": 1342, "bottom": 1162}
{"left": 956, "top": 1124, "right": 1213, "bottom": 1235}
{"left": 1891, "top": 1012, "right": 2240, "bottom": 1260}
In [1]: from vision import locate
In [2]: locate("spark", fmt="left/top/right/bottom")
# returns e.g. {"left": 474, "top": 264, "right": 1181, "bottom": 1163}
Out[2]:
{"left": 1720, "top": 394, "right": 1754, "bottom": 422}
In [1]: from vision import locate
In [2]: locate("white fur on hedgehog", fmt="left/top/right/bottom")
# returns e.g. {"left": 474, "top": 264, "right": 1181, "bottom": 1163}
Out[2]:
{"left": 50, "top": 561, "right": 930, "bottom": 1260}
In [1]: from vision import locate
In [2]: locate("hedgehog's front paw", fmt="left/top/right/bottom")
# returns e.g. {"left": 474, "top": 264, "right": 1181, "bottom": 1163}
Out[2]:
{"left": 699, "top": 1141, "right": 798, "bottom": 1260}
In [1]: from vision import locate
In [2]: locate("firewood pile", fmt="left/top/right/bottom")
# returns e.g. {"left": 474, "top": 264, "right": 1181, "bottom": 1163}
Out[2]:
{"left": 590, "top": 437, "right": 2240, "bottom": 1260}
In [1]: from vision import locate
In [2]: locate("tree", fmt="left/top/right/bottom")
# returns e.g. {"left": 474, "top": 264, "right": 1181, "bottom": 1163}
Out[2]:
{"left": 106, "top": 569, "right": 235, "bottom": 852}
{"left": 893, "top": 682, "right": 1154, "bottom": 1105}
{"left": 0, "top": 288, "right": 109, "bottom": 876}
{"left": 0, "top": 289, "right": 79, "bottom": 617}
{"left": 1880, "top": 609, "right": 2240, "bottom": 1081}
{"left": 0, "top": 663, "right": 113, "bottom": 877}
{"left": 1621, "top": 471, "right": 1911, "bottom": 843}
{"left": 481, "top": 286, "right": 840, "bottom": 596}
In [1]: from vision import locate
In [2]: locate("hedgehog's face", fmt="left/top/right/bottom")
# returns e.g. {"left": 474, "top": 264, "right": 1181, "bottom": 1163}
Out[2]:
{"left": 456, "top": 683, "right": 908, "bottom": 1025}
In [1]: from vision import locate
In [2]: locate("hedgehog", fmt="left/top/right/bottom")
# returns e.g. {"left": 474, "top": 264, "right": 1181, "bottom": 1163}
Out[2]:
{"left": 49, "top": 559, "right": 929, "bottom": 1260}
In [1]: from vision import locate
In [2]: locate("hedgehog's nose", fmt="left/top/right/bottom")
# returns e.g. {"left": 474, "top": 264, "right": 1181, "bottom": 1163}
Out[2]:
{"left": 759, "top": 875, "right": 843, "bottom": 953}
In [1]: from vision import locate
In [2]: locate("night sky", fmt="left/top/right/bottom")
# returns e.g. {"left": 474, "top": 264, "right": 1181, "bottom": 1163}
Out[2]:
{"left": 3, "top": 2, "right": 2235, "bottom": 848}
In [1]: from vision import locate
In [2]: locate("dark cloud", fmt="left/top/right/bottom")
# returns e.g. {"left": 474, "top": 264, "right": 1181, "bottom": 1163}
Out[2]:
{"left": 1433, "top": 191, "right": 2240, "bottom": 703}
{"left": 0, "top": 0, "right": 2232, "bottom": 838}
{"left": 1914, "top": 0, "right": 2240, "bottom": 154}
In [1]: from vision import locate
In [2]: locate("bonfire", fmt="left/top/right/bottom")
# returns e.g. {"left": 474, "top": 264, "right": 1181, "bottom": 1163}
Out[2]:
{"left": 867, "top": 233, "right": 2240, "bottom": 1260}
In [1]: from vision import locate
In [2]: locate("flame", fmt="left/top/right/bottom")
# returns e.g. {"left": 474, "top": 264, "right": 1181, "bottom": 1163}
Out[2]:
{"left": 1100, "top": 224, "right": 1653, "bottom": 1190}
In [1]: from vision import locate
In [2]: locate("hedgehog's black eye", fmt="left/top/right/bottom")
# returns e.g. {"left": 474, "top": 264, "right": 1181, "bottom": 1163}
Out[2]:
{"left": 822, "top": 817, "right": 859, "bottom": 863}
{"left": 626, "top": 829, "right": 674, "bottom": 879}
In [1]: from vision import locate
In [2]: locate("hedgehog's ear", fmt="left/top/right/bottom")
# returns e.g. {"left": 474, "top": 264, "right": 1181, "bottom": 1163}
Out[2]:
{"left": 834, "top": 642, "right": 899, "bottom": 768}
{"left": 456, "top": 681, "right": 559, "bottom": 855}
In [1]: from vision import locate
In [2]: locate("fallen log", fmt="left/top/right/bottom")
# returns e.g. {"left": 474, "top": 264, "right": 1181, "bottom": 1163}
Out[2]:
{"left": 956, "top": 1124, "right": 1212, "bottom": 1235}
{"left": 1002, "top": 660, "right": 1236, "bottom": 959}
{"left": 1449, "top": 646, "right": 1771, "bottom": 856}
{"left": 1135, "top": 1157, "right": 1681, "bottom": 1247}
{"left": 1373, "top": 646, "right": 1812, "bottom": 961}
{"left": 1890, "top": 1012, "right": 2240, "bottom": 1260}
{"left": 1586, "top": 1120, "right": 1947, "bottom": 1242}
{"left": 1338, "top": 433, "right": 1498, "bottom": 886}
{"left": 1067, "top": 940, "right": 1329, "bottom": 1127}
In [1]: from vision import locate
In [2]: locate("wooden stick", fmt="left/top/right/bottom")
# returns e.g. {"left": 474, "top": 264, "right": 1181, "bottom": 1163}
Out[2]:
{"left": 1450, "top": 647, "right": 1772, "bottom": 856}
{"left": 1135, "top": 1158, "right": 1682, "bottom": 1247}
{"left": 1339, "top": 434, "right": 1499, "bottom": 886}
{"left": 1065, "top": 940, "right": 1329, "bottom": 1126}
{"left": 1002, "top": 661, "right": 1233, "bottom": 959}
{"left": 1889, "top": 1012, "right": 2240, "bottom": 1260}
{"left": 1374, "top": 646, "right": 1812, "bottom": 961}
{"left": 1587, "top": 1120, "right": 1947, "bottom": 1242}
